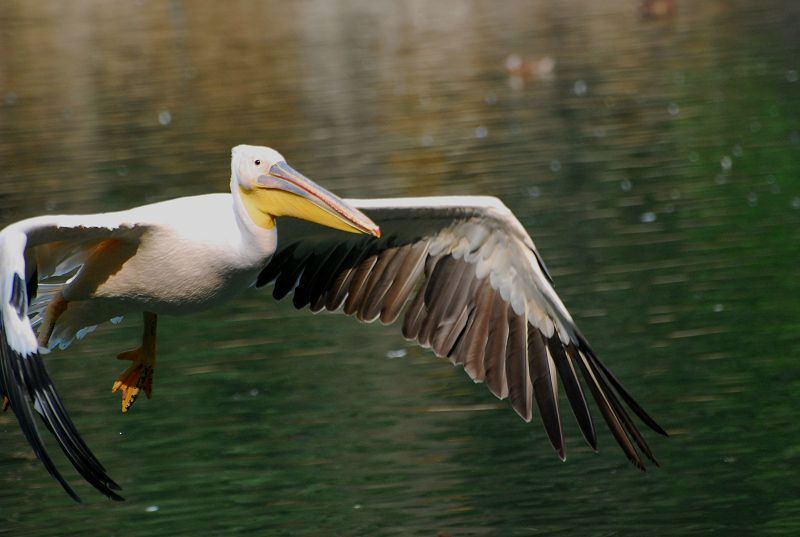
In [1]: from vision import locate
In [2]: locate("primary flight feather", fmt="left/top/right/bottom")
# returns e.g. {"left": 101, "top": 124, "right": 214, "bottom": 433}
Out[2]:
{"left": 0, "top": 145, "right": 666, "bottom": 501}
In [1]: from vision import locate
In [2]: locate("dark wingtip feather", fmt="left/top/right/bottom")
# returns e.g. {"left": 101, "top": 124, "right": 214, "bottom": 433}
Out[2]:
{"left": 527, "top": 329, "right": 564, "bottom": 457}
{"left": 1, "top": 316, "right": 123, "bottom": 502}
{"left": 574, "top": 330, "right": 667, "bottom": 437}
{"left": 571, "top": 346, "right": 646, "bottom": 469}
{"left": 547, "top": 336, "right": 597, "bottom": 451}
{"left": 273, "top": 250, "right": 314, "bottom": 301}
{"left": 256, "top": 242, "right": 300, "bottom": 287}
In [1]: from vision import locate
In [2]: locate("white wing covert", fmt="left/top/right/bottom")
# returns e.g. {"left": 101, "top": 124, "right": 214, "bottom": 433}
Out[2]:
{"left": 257, "top": 196, "right": 667, "bottom": 468}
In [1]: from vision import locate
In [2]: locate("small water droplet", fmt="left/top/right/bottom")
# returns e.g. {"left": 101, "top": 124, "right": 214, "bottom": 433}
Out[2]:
{"left": 732, "top": 145, "right": 743, "bottom": 158}
{"left": 713, "top": 304, "right": 724, "bottom": 313}
{"left": 746, "top": 192, "right": 758, "bottom": 207}
{"left": 549, "top": 160, "right": 561, "bottom": 172}
{"left": 573, "top": 79, "right": 587, "bottom": 96}
{"left": 620, "top": 179, "right": 633, "bottom": 192}
{"left": 386, "top": 349, "right": 407, "bottom": 359}
{"left": 158, "top": 110, "right": 172, "bottom": 126}
{"left": 4, "top": 92, "right": 17, "bottom": 106}
{"left": 353, "top": 504, "right": 362, "bottom": 510}
{"left": 420, "top": 134, "right": 434, "bottom": 147}
{"left": 527, "top": 186, "right": 541, "bottom": 198}
{"left": 145, "top": 505, "right": 159, "bottom": 513}
{"left": 790, "top": 197, "right": 800, "bottom": 210}
{"left": 723, "top": 456, "right": 736, "bottom": 464}
{"left": 484, "top": 92, "right": 497, "bottom": 105}
{"left": 640, "top": 211, "right": 657, "bottom": 223}
{"left": 786, "top": 70, "right": 798, "bottom": 83}
{"left": 750, "top": 120, "right": 762, "bottom": 132}
{"left": 667, "top": 102, "right": 680, "bottom": 116}
{"left": 720, "top": 156, "right": 732, "bottom": 171}
{"left": 249, "top": 388, "right": 259, "bottom": 397}
{"left": 504, "top": 54, "right": 522, "bottom": 72}
{"left": 474, "top": 126, "right": 488, "bottom": 139}
{"left": 536, "top": 56, "right": 556, "bottom": 78}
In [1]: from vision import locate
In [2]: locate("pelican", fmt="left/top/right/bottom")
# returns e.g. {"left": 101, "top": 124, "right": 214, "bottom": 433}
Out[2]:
{"left": 0, "top": 145, "right": 666, "bottom": 502}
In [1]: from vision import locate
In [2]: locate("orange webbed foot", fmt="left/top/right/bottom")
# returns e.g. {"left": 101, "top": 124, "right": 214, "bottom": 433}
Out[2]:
{"left": 112, "top": 347, "right": 155, "bottom": 413}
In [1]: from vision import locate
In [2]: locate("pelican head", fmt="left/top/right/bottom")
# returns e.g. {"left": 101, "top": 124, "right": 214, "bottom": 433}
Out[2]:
{"left": 232, "top": 144, "right": 380, "bottom": 237}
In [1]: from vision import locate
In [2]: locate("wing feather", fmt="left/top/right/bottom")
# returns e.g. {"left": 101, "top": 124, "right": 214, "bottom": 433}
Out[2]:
{"left": 359, "top": 245, "right": 404, "bottom": 322}
{"left": 571, "top": 345, "right": 644, "bottom": 469}
{"left": 546, "top": 335, "right": 596, "bottom": 450}
{"left": 379, "top": 241, "right": 430, "bottom": 324}
{"left": 323, "top": 240, "right": 375, "bottom": 311}
{"left": 505, "top": 308, "right": 532, "bottom": 422}
{"left": 308, "top": 243, "right": 352, "bottom": 312}
{"left": 483, "top": 290, "right": 509, "bottom": 400}
{"left": 343, "top": 253, "right": 380, "bottom": 316}
{"left": 455, "top": 281, "right": 494, "bottom": 380}
{"left": 419, "top": 256, "right": 466, "bottom": 347}
{"left": 528, "top": 329, "right": 565, "bottom": 457}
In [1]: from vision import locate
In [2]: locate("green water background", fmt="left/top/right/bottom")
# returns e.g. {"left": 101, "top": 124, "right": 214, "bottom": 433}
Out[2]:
{"left": 1, "top": 1, "right": 799, "bottom": 535}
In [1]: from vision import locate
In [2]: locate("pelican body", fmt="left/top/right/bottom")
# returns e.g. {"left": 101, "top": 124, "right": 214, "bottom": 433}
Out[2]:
{"left": 0, "top": 145, "right": 666, "bottom": 502}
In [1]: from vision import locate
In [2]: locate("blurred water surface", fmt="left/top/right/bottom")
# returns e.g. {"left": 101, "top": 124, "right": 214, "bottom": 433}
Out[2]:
{"left": 1, "top": 1, "right": 800, "bottom": 535}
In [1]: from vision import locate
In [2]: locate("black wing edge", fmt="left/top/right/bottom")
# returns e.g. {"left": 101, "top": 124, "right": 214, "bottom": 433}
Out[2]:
{"left": 1, "top": 315, "right": 124, "bottom": 502}
{"left": 571, "top": 328, "right": 669, "bottom": 470}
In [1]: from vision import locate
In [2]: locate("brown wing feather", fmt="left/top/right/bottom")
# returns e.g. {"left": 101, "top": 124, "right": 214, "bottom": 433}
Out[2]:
{"left": 484, "top": 292, "right": 509, "bottom": 400}
{"left": 505, "top": 309, "right": 532, "bottom": 422}
{"left": 528, "top": 330, "right": 565, "bottom": 458}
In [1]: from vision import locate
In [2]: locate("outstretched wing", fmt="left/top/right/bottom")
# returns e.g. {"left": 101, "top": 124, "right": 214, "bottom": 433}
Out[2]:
{"left": 0, "top": 213, "right": 149, "bottom": 501}
{"left": 258, "top": 196, "right": 667, "bottom": 468}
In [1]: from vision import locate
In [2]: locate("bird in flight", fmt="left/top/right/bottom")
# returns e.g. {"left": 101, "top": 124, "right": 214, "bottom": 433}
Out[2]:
{"left": 0, "top": 145, "right": 667, "bottom": 501}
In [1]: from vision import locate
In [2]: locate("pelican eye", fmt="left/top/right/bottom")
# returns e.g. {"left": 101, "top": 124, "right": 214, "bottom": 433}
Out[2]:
{"left": 255, "top": 160, "right": 261, "bottom": 166}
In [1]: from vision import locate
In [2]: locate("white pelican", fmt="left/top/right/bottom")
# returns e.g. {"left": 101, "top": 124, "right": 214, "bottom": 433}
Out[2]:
{"left": 0, "top": 144, "right": 666, "bottom": 501}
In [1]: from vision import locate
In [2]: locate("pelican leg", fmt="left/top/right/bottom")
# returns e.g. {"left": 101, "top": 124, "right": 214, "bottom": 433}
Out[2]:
{"left": 112, "top": 312, "right": 157, "bottom": 413}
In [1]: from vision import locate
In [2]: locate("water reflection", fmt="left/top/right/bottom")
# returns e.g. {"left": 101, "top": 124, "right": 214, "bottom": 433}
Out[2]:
{"left": 2, "top": 0, "right": 800, "bottom": 535}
